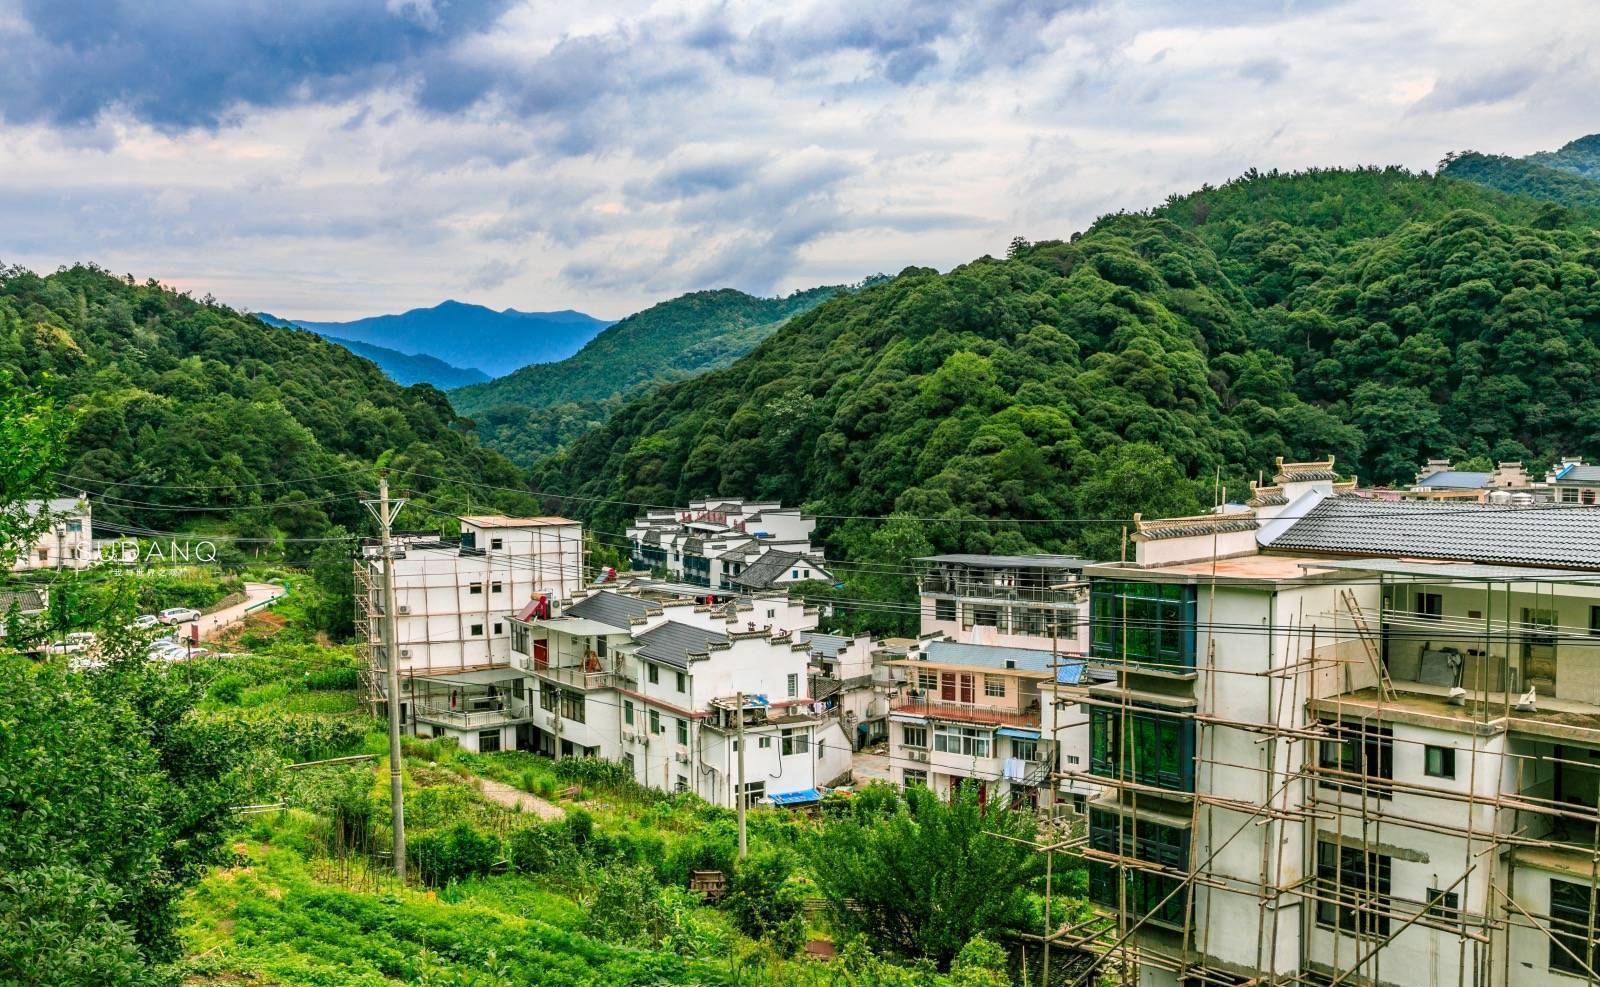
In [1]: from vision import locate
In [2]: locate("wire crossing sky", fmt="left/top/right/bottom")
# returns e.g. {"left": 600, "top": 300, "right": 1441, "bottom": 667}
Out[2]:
{"left": 1, "top": 0, "right": 1596, "bottom": 321}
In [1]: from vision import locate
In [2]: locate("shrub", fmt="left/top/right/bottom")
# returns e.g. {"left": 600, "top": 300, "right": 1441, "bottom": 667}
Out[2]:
{"left": 507, "top": 823, "right": 578, "bottom": 876}
{"left": 552, "top": 757, "right": 633, "bottom": 789}
{"left": 207, "top": 672, "right": 248, "bottom": 706}
{"left": 723, "top": 849, "right": 806, "bottom": 957}
{"left": 305, "top": 666, "right": 359, "bottom": 691}
{"left": 583, "top": 865, "right": 669, "bottom": 947}
{"left": 658, "top": 826, "right": 736, "bottom": 888}
{"left": 562, "top": 808, "right": 594, "bottom": 849}
{"left": 411, "top": 823, "right": 499, "bottom": 886}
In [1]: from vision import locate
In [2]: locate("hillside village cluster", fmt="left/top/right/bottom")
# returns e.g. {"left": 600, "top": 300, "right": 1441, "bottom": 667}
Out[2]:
{"left": 13, "top": 454, "right": 1600, "bottom": 987}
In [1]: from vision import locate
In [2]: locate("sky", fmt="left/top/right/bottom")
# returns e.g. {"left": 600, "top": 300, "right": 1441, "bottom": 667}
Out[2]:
{"left": 1, "top": 0, "right": 1597, "bottom": 322}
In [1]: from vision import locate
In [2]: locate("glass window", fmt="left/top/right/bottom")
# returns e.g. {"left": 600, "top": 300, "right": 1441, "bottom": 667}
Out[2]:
{"left": 540, "top": 685, "right": 558, "bottom": 713}
{"left": 1424, "top": 745, "right": 1455, "bottom": 779}
{"left": 758, "top": 736, "right": 772, "bottom": 749}
{"left": 677, "top": 718, "right": 689, "bottom": 745}
{"left": 1012, "top": 738, "right": 1039, "bottom": 761}
{"left": 917, "top": 669, "right": 938, "bottom": 692}
{"left": 984, "top": 676, "right": 1006, "bottom": 698}
{"left": 491, "top": 581, "right": 503, "bottom": 593}
{"left": 470, "top": 623, "right": 484, "bottom": 636}
{"left": 649, "top": 709, "right": 661, "bottom": 734}
{"left": 1551, "top": 879, "right": 1598, "bottom": 974}
{"left": 478, "top": 730, "right": 501, "bottom": 753}
{"left": 493, "top": 622, "right": 503, "bottom": 635}
{"left": 1089, "top": 581, "right": 1197, "bottom": 670}
{"left": 1427, "top": 888, "right": 1460, "bottom": 920}
{"left": 469, "top": 582, "right": 483, "bottom": 595}
{"left": 781, "top": 728, "right": 809, "bottom": 756}
{"left": 648, "top": 664, "right": 659, "bottom": 684}
{"left": 560, "top": 689, "right": 585, "bottom": 723}
{"left": 902, "top": 769, "right": 928, "bottom": 787}
{"left": 787, "top": 673, "right": 799, "bottom": 698}
{"left": 935, "top": 599, "right": 955, "bottom": 621}
{"left": 490, "top": 537, "right": 504, "bottom": 550}
{"left": 1090, "top": 706, "right": 1195, "bottom": 792}
{"left": 933, "top": 726, "right": 991, "bottom": 758}
{"left": 624, "top": 700, "right": 635, "bottom": 725}
{"left": 675, "top": 671, "right": 686, "bottom": 691}
{"left": 902, "top": 724, "right": 928, "bottom": 749}
{"left": 1316, "top": 841, "right": 1391, "bottom": 937}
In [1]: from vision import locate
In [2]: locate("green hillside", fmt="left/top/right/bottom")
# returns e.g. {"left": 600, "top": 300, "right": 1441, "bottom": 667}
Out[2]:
{"left": 0, "top": 264, "right": 536, "bottom": 554}
{"left": 450, "top": 285, "right": 851, "bottom": 464}
{"left": 1438, "top": 135, "right": 1600, "bottom": 210}
{"left": 531, "top": 166, "right": 1600, "bottom": 623}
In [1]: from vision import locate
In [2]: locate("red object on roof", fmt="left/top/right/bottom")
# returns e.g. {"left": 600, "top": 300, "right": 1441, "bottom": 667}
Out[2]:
{"left": 517, "top": 594, "right": 551, "bottom": 622}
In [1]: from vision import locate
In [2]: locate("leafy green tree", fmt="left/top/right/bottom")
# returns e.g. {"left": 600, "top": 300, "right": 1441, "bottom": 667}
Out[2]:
{"left": 722, "top": 848, "right": 806, "bottom": 956}
{"left": 805, "top": 783, "right": 1041, "bottom": 967}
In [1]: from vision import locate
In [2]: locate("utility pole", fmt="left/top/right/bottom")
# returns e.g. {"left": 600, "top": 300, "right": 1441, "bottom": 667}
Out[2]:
{"left": 736, "top": 690, "right": 747, "bottom": 859}
{"left": 365, "top": 473, "right": 408, "bottom": 880}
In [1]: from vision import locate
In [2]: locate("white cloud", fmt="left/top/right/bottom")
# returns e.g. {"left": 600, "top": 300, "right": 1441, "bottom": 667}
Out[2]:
{"left": 0, "top": 0, "right": 1596, "bottom": 321}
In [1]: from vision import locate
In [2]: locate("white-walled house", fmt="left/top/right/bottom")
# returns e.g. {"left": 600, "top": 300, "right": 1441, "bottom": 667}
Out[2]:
{"left": 803, "top": 631, "right": 891, "bottom": 749}
{"left": 357, "top": 514, "right": 585, "bottom": 752}
{"left": 9, "top": 495, "right": 94, "bottom": 571}
{"left": 914, "top": 553, "right": 1091, "bottom": 654}
{"left": 626, "top": 499, "right": 829, "bottom": 592}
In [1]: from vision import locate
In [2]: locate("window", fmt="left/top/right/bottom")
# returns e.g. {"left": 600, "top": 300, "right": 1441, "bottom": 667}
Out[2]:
{"left": 470, "top": 623, "right": 484, "bottom": 636}
{"left": 1562, "top": 486, "right": 1580, "bottom": 504}
{"left": 787, "top": 673, "right": 799, "bottom": 698}
{"left": 791, "top": 569, "right": 799, "bottom": 579}
{"left": 1415, "top": 593, "right": 1442, "bottom": 620}
{"left": 940, "top": 671, "right": 975, "bottom": 704}
{"left": 624, "top": 700, "right": 635, "bottom": 725}
{"left": 649, "top": 709, "right": 662, "bottom": 734}
{"left": 648, "top": 664, "right": 660, "bottom": 684}
{"left": 512, "top": 623, "right": 530, "bottom": 654}
{"left": 512, "top": 679, "right": 525, "bottom": 699}
{"left": 1550, "top": 879, "right": 1599, "bottom": 974}
{"left": 675, "top": 671, "right": 686, "bottom": 692}
{"left": 903, "top": 769, "right": 928, "bottom": 787}
{"left": 540, "top": 685, "right": 558, "bottom": 713}
{"left": 1317, "top": 720, "right": 1394, "bottom": 797}
{"left": 1089, "top": 862, "right": 1188, "bottom": 929}
{"left": 916, "top": 669, "right": 938, "bottom": 692}
{"left": 469, "top": 582, "right": 484, "bottom": 595}
{"left": 478, "top": 730, "right": 501, "bottom": 753}
{"left": 902, "top": 724, "right": 928, "bottom": 749}
{"left": 758, "top": 736, "right": 772, "bottom": 749}
{"left": 1424, "top": 745, "right": 1456, "bottom": 779}
{"left": 1090, "top": 706, "right": 1195, "bottom": 792}
{"left": 1591, "top": 605, "right": 1600, "bottom": 636}
{"left": 984, "top": 676, "right": 1006, "bottom": 698}
{"left": 781, "top": 728, "right": 809, "bottom": 756}
{"left": 935, "top": 598, "right": 955, "bottom": 621}
{"left": 560, "top": 689, "right": 585, "bottom": 723}
{"left": 1426, "top": 888, "right": 1460, "bottom": 920}
{"left": 1315, "top": 841, "right": 1391, "bottom": 937}
{"left": 491, "top": 580, "right": 503, "bottom": 593}
{"left": 675, "top": 775, "right": 688, "bottom": 793}
{"left": 1012, "top": 738, "right": 1039, "bottom": 762}
{"left": 1067, "top": 754, "right": 1081, "bottom": 765}
{"left": 737, "top": 781, "right": 765, "bottom": 809}
{"left": 933, "top": 725, "right": 991, "bottom": 758}
{"left": 596, "top": 636, "right": 608, "bottom": 658}
{"left": 490, "top": 537, "right": 504, "bottom": 550}
{"left": 623, "top": 752, "right": 634, "bottom": 774}
{"left": 1090, "top": 581, "right": 1198, "bottom": 671}
{"left": 493, "top": 622, "right": 503, "bottom": 635}
{"left": 1088, "top": 808, "right": 1190, "bottom": 868}
{"left": 676, "top": 718, "right": 689, "bottom": 745}
{"left": 973, "top": 607, "right": 1000, "bottom": 627}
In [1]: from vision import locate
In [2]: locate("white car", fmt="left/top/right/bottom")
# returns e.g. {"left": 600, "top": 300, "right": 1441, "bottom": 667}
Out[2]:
{"left": 159, "top": 607, "right": 202, "bottom": 624}
{"left": 148, "top": 640, "right": 187, "bottom": 661}
{"left": 131, "top": 614, "right": 160, "bottom": 630}
{"left": 48, "top": 632, "right": 98, "bottom": 654}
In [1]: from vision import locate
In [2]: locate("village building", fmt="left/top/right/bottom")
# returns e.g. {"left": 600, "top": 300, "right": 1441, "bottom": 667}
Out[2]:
{"left": 355, "top": 514, "right": 586, "bottom": 752}
{"left": 1073, "top": 456, "right": 1600, "bottom": 987}
{"left": 914, "top": 553, "right": 1090, "bottom": 652}
{"left": 8, "top": 495, "right": 94, "bottom": 571}
{"left": 1402, "top": 460, "right": 1541, "bottom": 502}
{"left": 625, "top": 499, "right": 830, "bottom": 592}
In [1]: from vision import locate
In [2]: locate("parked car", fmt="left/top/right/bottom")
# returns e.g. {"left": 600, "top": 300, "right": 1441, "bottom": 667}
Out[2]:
{"left": 47, "top": 631, "right": 98, "bottom": 654}
{"left": 131, "top": 614, "right": 160, "bottom": 630}
{"left": 147, "top": 639, "right": 187, "bottom": 661}
{"left": 159, "top": 607, "right": 202, "bottom": 624}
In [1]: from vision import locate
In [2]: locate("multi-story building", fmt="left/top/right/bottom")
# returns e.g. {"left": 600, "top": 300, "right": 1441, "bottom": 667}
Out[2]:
{"left": 357, "top": 514, "right": 585, "bottom": 752}
{"left": 625, "top": 499, "right": 830, "bottom": 591}
{"left": 1545, "top": 457, "right": 1600, "bottom": 505}
{"left": 9, "top": 495, "right": 93, "bottom": 571}
{"left": 1404, "top": 460, "right": 1541, "bottom": 503}
{"left": 885, "top": 639, "right": 1086, "bottom": 808}
{"left": 508, "top": 588, "right": 852, "bottom": 807}
{"left": 803, "top": 631, "right": 891, "bottom": 749}
{"left": 1070, "top": 457, "right": 1600, "bottom": 987}
{"left": 914, "top": 553, "right": 1091, "bottom": 653}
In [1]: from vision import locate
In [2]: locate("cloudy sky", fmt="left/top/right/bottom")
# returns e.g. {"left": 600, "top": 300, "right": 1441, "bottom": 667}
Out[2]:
{"left": 1, "top": 0, "right": 1596, "bottom": 321}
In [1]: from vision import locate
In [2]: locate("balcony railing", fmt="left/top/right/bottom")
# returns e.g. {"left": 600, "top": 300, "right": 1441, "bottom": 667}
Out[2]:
{"left": 412, "top": 702, "right": 523, "bottom": 729}
{"left": 890, "top": 696, "right": 1040, "bottom": 728}
{"left": 523, "top": 660, "right": 633, "bottom": 691}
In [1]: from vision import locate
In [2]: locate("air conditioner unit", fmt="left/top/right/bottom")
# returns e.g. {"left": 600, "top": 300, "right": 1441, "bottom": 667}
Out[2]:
{"left": 908, "top": 749, "right": 929, "bottom": 763}
{"left": 675, "top": 751, "right": 691, "bottom": 764}
{"left": 397, "top": 605, "right": 411, "bottom": 615}
{"left": 398, "top": 648, "right": 412, "bottom": 659}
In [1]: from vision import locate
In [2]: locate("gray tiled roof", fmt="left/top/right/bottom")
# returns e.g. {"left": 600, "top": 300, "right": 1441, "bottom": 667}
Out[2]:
{"left": 0, "top": 589, "right": 45, "bottom": 614}
{"left": 1416, "top": 471, "right": 1490, "bottom": 489}
{"left": 1267, "top": 498, "right": 1600, "bottom": 569}
{"left": 1553, "top": 464, "right": 1600, "bottom": 484}
{"left": 803, "top": 632, "right": 849, "bottom": 658}
{"left": 636, "top": 621, "right": 728, "bottom": 669}
{"left": 564, "top": 591, "right": 652, "bottom": 629}
{"left": 730, "top": 550, "right": 811, "bottom": 589}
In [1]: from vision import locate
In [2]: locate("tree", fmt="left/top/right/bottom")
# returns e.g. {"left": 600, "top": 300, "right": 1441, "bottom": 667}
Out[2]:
{"left": 805, "top": 783, "right": 1042, "bottom": 967}
{"left": 722, "top": 848, "right": 806, "bottom": 956}
{"left": 1074, "top": 442, "right": 1203, "bottom": 561}
{"left": 0, "top": 373, "right": 69, "bottom": 567}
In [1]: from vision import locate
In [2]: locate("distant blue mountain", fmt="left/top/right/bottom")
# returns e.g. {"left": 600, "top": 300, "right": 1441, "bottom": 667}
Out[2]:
{"left": 328, "top": 335, "right": 489, "bottom": 388}
{"left": 256, "top": 300, "right": 613, "bottom": 377}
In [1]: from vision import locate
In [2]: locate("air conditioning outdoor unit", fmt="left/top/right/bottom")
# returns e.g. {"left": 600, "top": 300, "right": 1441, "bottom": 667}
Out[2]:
{"left": 398, "top": 649, "right": 412, "bottom": 659}
{"left": 397, "top": 605, "right": 411, "bottom": 615}
{"left": 908, "top": 749, "right": 929, "bottom": 763}
{"left": 675, "top": 752, "right": 691, "bottom": 764}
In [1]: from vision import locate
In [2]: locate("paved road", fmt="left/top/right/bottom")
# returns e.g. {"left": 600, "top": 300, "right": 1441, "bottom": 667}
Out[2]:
{"left": 851, "top": 750, "right": 894, "bottom": 786}
{"left": 188, "top": 582, "right": 286, "bottom": 642}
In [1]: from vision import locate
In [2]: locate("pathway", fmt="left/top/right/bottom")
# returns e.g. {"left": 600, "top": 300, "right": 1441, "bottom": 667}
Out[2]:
{"left": 475, "top": 778, "right": 565, "bottom": 820}
{"left": 194, "top": 582, "right": 286, "bottom": 641}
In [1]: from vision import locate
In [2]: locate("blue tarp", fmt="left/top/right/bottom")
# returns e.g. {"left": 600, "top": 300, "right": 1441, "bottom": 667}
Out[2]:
{"left": 768, "top": 788, "right": 823, "bottom": 806}
{"left": 995, "top": 726, "right": 1041, "bottom": 740}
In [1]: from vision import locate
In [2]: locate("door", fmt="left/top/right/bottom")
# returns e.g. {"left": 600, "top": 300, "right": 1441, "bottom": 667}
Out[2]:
{"left": 533, "top": 638, "right": 549, "bottom": 669}
{"left": 940, "top": 672, "right": 957, "bottom": 701}
{"left": 1522, "top": 607, "right": 1557, "bottom": 686}
{"left": 958, "top": 674, "right": 975, "bottom": 704}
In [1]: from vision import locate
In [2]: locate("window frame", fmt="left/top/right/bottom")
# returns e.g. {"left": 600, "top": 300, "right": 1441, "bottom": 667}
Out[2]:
{"left": 1424, "top": 744, "right": 1456, "bottom": 779}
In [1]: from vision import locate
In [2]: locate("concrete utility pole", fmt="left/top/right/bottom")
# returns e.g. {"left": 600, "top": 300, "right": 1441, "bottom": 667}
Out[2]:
{"left": 736, "top": 690, "right": 748, "bottom": 859}
{"left": 365, "top": 473, "right": 408, "bottom": 880}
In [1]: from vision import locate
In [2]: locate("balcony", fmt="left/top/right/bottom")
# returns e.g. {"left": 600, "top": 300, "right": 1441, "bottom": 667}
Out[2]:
{"left": 413, "top": 700, "right": 523, "bottom": 729}
{"left": 890, "top": 696, "right": 1040, "bottom": 729}
{"left": 523, "top": 660, "right": 633, "bottom": 691}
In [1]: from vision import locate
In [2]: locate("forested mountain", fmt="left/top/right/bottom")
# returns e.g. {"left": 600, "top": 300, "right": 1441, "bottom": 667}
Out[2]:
{"left": 530, "top": 166, "right": 1600, "bottom": 594}
{"left": 307, "top": 332, "right": 489, "bottom": 388}
{"left": 451, "top": 285, "right": 853, "bottom": 464}
{"left": 262, "top": 300, "right": 613, "bottom": 377}
{"left": 0, "top": 265, "right": 539, "bottom": 556}
{"left": 1439, "top": 134, "right": 1600, "bottom": 209}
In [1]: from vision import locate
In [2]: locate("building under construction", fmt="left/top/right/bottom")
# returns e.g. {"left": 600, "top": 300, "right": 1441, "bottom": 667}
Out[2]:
{"left": 1046, "top": 460, "right": 1600, "bottom": 987}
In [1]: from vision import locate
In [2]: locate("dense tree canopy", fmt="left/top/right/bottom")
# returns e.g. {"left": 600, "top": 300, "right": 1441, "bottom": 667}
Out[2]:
{"left": 451, "top": 285, "right": 853, "bottom": 464}
{"left": 0, "top": 265, "right": 535, "bottom": 558}
{"left": 531, "top": 168, "right": 1600, "bottom": 592}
